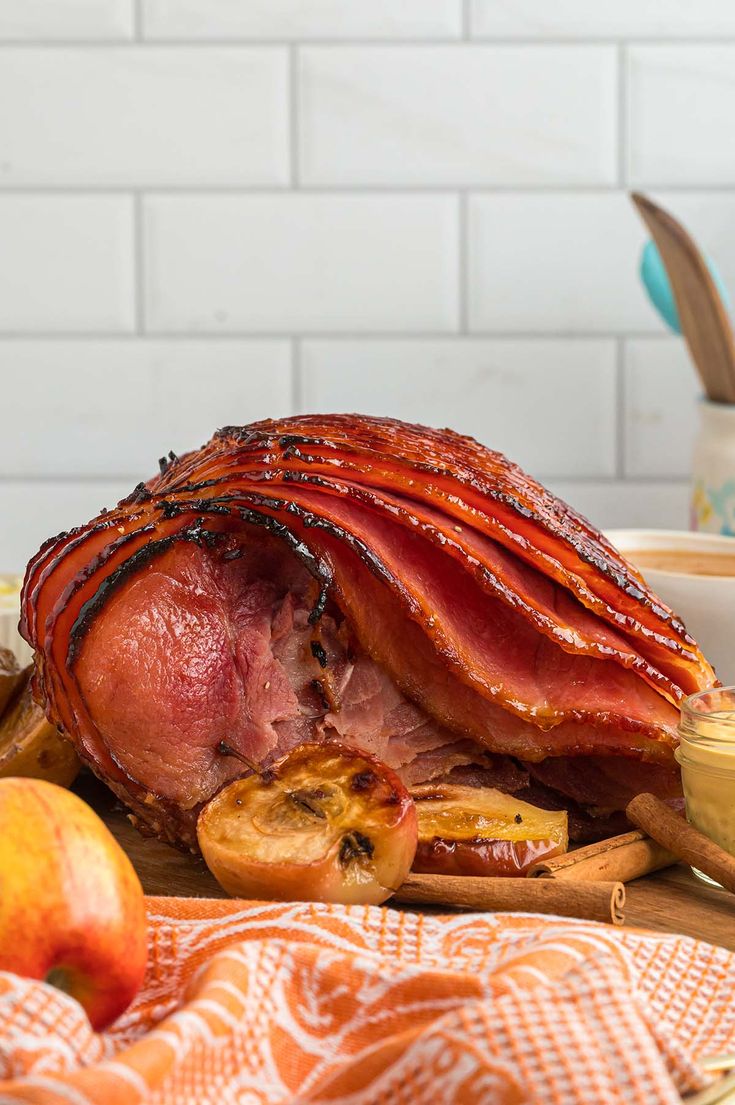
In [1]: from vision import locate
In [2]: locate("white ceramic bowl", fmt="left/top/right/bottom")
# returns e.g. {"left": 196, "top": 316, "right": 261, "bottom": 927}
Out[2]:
{"left": 607, "top": 529, "right": 735, "bottom": 683}
{"left": 0, "top": 574, "right": 31, "bottom": 666}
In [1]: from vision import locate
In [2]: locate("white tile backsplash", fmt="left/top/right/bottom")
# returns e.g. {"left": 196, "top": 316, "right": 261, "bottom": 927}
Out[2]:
{"left": 144, "top": 194, "right": 459, "bottom": 332}
{"left": 0, "top": 196, "right": 134, "bottom": 331}
{"left": 624, "top": 338, "right": 700, "bottom": 478}
{"left": 0, "top": 48, "right": 288, "bottom": 186}
{"left": 300, "top": 339, "right": 617, "bottom": 478}
{"left": 629, "top": 46, "right": 735, "bottom": 186}
{"left": 143, "top": 1, "right": 462, "bottom": 39}
{"left": 548, "top": 480, "right": 691, "bottom": 532}
{"left": 0, "top": 481, "right": 135, "bottom": 573}
{"left": 0, "top": 0, "right": 132, "bottom": 39}
{"left": 468, "top": 193, "right": 659, "bottom": 333}
{"left": 471, "top": 1, "right": 735, "bottom": 39}
{"left": 0, "top": 340, "right": 292, "bottom": 478}
{"left": 0, "top": 11, "right": 730, "bottom": 570}
{"left": 299, "top": 46, "right": 617, "bottom": 186}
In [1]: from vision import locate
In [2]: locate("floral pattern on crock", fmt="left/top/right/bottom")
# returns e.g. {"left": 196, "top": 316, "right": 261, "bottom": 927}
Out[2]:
{"left": 692, "top": 479, "right": 735, "bottom": 535}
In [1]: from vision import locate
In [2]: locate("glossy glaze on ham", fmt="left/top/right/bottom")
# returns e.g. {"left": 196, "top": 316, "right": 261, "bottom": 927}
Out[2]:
{"left": 20, "top": 415, "right": 715, "bottom": 848}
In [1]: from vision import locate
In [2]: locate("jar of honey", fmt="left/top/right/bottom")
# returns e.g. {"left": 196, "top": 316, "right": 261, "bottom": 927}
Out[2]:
{"left": 676, "top": 686, "right": 735, "bottom": 886}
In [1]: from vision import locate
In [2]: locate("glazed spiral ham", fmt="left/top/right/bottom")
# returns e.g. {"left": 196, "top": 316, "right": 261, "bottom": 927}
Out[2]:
{"left": 20, "top": 415, "right": 715, "bottom": 848}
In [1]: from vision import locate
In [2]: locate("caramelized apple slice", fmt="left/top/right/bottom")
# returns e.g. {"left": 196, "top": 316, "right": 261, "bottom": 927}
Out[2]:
{"left": 0, "top": 667, "right": 80, "bottom": 787}
{"left": 198, "top": 743, "right": 417, "bottom": 905}
{"left": 411, "top": 783, "right": 568, "bottom": 877}
{"left": 0, "top": 647, "right": 22, "bottom": 717}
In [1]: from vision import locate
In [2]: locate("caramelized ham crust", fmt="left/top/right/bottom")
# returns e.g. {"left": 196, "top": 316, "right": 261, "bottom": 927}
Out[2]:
{"left": 20, "top": 415, "right": 715, "bottom": 848}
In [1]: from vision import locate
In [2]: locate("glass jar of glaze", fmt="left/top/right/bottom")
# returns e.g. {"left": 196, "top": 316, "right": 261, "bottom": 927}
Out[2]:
{"left": 676, "top": 686, "right": 735, "bottom": 886}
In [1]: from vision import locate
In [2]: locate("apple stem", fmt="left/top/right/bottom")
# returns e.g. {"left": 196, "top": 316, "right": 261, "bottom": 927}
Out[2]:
{"left": 45, "top": 966, "right": 72, "bottom": 995}
{"left": 217, "top": 740, "right": 263, "bottom": 777}
{"left": 217, "top": 740, "right": 326, "bottom": 820}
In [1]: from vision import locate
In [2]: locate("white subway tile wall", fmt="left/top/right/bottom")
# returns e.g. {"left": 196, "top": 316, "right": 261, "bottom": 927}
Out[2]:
{"left": 0, "top": 48, "right": 289, "bottom": 186}
{"left": 143, "top": 2, "right": 463, "bottom": 40}
{"left": 628, "top": 47, "right": 735, "bottom": 186}
{"left": 0, "top": 482, "right": 136, "bottom": 573}
{"left": 468, "top": 193, "right": 659, "bottom": 332}
{"left": 301, "top": 339, "right": 617, "bottom": 477}
{"left": 0, "top": 1, "right": 133, "bottom": 40}
{"left": 0, "top": 2, "right": 727, "bottom": 570}
{"left": 547, "top": 480, "right": 690, "bottom": 531}
{"left": 144, "top": 194, "right": 459, "bottom": 331}
{"left": 0, "top": 340, "right": 292, "bottom": 477}
{"left": 298, "top": 46, "right": 617, "bottom": 185}
{"left": 623, "top": 339, "right": 699, "bottom": 479}
{"left": 470, "top": 2, "right": 735, "bottom": 39}
{"left": 0, "top": 196, "right": 135, "bottom": 332}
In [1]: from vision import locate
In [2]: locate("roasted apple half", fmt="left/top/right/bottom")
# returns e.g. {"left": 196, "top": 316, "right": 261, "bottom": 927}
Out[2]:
{"left": 0, "top": 667, "right": 80, "bottom": 787}
{"left": 0, "top": 647, "right": 22, "bottom": 717}
{"left": 411, "top": 783, "right": 568, "bottom": 877}
{"left": 198, "top": 743, "right": 417, "bottom": 905}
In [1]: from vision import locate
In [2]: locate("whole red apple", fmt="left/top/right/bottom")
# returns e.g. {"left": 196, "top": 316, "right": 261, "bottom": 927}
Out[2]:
{"left": 0, "top": 777, "right": 147, "bottom": 1030}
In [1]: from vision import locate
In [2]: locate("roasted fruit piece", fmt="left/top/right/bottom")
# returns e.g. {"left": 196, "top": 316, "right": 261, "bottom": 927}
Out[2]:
{"left": 411, "top": 783, "right": 568, "bottom": 877}
{"left": 198, "top": 743, "right": 417, "bottom": 905}
{"left": 0, "top": 667, "right": 80, "bottom": 786}
{"left": 0, "top": 646, "right": 22, "bottom": 717}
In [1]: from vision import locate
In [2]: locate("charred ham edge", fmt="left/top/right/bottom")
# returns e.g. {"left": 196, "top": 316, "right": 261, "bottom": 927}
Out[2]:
{"left": 60, "top": 491, "right": 680, "bottom": 754}
{"left": 208, "top": 419, "right": 696, "bottom": 641}
{"left": 144, "top": 421, "right": 707, "bottom": 691}
{"left": 112, "top": 474, "right": 687, "bottom": 708}
{"left": 19, "top": 415, "right": 716, "bottom": 848}
{"left": 37, "top": 510, "right": 333, "bottom": 801}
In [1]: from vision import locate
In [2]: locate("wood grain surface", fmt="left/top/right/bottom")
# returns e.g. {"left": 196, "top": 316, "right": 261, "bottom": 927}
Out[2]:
{"left": 78, "top": 774, "right": 735, "bottom": 951}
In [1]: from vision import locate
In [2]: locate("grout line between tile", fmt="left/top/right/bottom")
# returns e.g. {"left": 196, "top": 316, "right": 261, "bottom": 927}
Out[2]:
{"left": 289, "top": 45, "right": 299, "bottom": 186}
{"left": 615, "top": 336, "right": 626, "bottom": 478}
{"left": 0, "top": 330, "right": 669, "bottom": 341}
{"left": 133, "top": 192, "right": 145, "bottom": 335}
{"left": 617, "top": 42, "right": 628, "bottom": 188}
{"left": 459, "top": 193, "right": 469, "bottom": 333}
{"left": 2, "top": 183, "right": 735, "bottom": 195}
{"left": 1, "top": 36, "right": 735, "bottom": 46}
{"left": 291, "top": 338, "right": 303, "bottom": 412}
{"left": 132, "top": 0, "right": 143, "bottom": 41}
{"left": 462, "top": 0, "right": 471, "bottom": 39}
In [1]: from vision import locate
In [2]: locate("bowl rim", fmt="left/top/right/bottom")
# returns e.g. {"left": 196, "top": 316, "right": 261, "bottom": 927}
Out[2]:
{"left": 606, "top": 528, "right": 735, "bottom": 582}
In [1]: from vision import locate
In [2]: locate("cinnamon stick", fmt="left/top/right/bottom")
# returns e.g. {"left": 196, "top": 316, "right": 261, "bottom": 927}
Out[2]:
{"left": 528, "top": 829, "right": 676, "bottom": 883}
{"left": 394, "top": 873, "right": 625, "bottom": 926}
{"left": 627, "top": 793, "right": 735, "bottom": 894}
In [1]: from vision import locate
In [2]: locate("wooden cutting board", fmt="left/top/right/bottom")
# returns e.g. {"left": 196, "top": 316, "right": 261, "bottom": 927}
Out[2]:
{"left": 78, "top": 775, "right": 735, "bottom": 951}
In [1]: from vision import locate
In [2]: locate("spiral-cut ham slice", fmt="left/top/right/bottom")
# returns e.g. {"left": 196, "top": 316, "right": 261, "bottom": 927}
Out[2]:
{"left": 20, "top": 415, "right": 715, "bottom": 848}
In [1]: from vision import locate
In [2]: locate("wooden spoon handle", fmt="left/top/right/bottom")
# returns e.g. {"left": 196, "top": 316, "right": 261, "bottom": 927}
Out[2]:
{"left": 631, "top": 191, "right": 735, "bottom": 403}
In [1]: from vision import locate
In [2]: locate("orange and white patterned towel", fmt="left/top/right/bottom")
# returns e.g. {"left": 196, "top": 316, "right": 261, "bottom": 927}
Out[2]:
{"left": 1, "top": 898, "right": 734, "bottom": 1105}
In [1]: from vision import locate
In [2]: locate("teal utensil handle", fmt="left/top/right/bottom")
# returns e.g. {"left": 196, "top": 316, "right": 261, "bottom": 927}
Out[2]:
{"left": 640, "top": 239, "right": 731, "bottom": 334}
